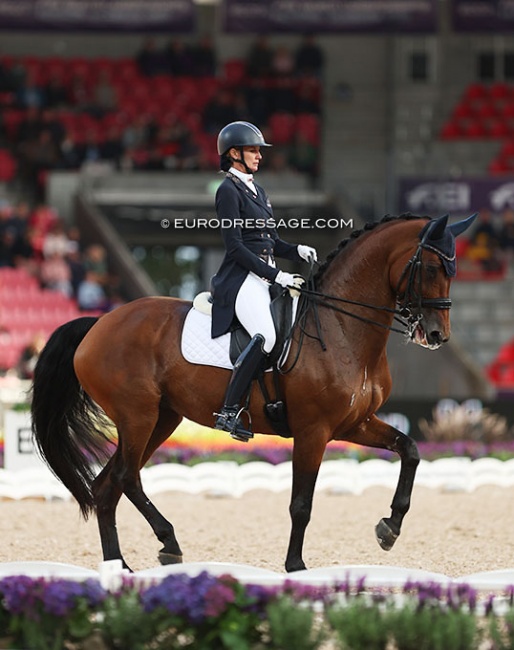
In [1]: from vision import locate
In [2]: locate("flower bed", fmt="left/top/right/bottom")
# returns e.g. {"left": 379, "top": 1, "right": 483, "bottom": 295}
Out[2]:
{"left": 1, "top": 572, "right": 514, "bottom": 649}
{"left": 3, "top": 416, "right": 514, "bottom": 469}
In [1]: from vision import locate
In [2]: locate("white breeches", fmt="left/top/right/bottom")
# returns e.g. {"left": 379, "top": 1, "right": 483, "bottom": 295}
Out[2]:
{"left": 235, "top": 272, "right": 276, "bottom": 353}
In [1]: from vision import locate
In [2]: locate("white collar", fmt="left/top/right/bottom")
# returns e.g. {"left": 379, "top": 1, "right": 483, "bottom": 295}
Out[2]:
{"left": 229, "top": 167, "right": 255, "bottom": 187}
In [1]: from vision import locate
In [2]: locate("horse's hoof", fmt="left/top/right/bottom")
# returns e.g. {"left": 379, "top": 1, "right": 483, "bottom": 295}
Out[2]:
{"left": 285, "top": 561, "right": 307, "bottom": 573}
{"left": 158, "top": 551, "right": 183, "bottom": 565}
{"left": 375, "top": 518, "right": 398, "bottom": 551}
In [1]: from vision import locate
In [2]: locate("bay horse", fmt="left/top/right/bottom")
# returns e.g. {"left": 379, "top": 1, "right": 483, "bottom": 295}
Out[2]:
{"left": 31, "top": 212, "right": 475, "bottom": 572}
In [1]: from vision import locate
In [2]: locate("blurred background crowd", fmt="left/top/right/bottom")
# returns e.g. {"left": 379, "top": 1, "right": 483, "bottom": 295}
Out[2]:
{"left": 0, "top": 0, "right": 513, "bottom": 414}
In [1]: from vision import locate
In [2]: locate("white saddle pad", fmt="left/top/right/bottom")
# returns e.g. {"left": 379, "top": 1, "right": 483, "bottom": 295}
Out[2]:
{"left": 181, "top": 308, "right": 233, "bottom": 370}
{"left": 180, "top": 302, "right": 298, "bottom": 371}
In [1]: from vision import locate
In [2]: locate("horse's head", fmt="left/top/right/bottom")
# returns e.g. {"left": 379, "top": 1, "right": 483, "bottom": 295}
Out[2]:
{"left": 393, "top": 213, "right": 477, "bottom": 350}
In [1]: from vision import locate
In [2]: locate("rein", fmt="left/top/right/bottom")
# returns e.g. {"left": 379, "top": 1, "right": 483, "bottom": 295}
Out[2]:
{"left": 279, "top": 238, "right": 451, "bottom": 374}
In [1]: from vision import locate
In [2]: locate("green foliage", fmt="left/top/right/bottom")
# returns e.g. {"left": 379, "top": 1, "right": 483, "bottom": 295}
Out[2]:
{"left": 391, "top": 603, "right": 477, "bottom": 650}
{"left": 266, "top": 596, "right": 326, "bottom": 650}
{"left": 326, "top": 599, "right": 390, "bottom": 650}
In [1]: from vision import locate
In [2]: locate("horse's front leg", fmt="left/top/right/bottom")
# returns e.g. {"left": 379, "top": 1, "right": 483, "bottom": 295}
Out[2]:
{"left": 285, "top": 434, "right": 328, "bottom": 573}
{"left": 348, "top": 415, "right": 420, "bottom": 551}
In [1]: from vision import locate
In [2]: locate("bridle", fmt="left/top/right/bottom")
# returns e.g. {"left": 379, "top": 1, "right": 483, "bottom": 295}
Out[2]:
{"left": 280, "top": 237, "right": 452, "bottom": 372}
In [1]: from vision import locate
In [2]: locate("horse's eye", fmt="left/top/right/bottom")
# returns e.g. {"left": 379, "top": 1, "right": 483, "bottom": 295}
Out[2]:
{"left": 425, "top": 264, "right": 439, "bottom": 279}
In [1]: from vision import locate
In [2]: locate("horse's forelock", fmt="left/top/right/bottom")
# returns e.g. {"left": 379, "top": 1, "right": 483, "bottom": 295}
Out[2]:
{"left": 314, "top": 213, "right": 426, "bottom": 285}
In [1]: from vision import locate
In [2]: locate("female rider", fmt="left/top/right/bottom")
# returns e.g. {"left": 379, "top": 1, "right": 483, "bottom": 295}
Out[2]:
{"left": 211, "top": 121, "right": 317, "bottom": 442}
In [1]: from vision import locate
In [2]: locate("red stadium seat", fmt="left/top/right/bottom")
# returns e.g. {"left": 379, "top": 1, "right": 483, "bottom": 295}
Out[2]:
{"left": 296, "top": 113, "right": 320, "bottom": 145}
{"left": 439, "top": 120, "right": 462, "bottom": 139}
{"left": 464, "top": 83, "right": 488, "bottom": 101}
{"left": 268, "top": 112, "right": 296, "bottom": 145}
{"left": 223, "top": 59, "right": 247, "bottom": 86}
{"left": 0, "top": 149, "right": 16, "bottom": 182}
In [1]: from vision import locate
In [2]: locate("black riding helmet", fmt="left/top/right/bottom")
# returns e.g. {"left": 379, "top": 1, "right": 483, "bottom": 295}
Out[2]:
{"left": 217, "top": 121, "right": 272, "bottom": 173}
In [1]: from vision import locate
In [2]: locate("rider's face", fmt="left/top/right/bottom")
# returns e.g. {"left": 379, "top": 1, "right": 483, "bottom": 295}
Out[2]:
{"left": 230, "top": 146, "right": 262, "bottom": 173}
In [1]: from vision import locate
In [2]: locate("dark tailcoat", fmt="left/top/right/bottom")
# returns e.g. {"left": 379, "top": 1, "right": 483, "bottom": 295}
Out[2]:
{"left": 211, "top": 173, "right": 301, "bottom": 338}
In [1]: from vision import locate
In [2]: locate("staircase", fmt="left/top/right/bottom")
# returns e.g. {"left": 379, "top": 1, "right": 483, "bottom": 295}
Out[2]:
{"left": 449, "top": 270, "right": 514, "bottom": 368}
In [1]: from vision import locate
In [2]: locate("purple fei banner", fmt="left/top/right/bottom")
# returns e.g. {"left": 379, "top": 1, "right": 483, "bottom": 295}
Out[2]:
{"left": 0, "top": 0, "right": 196, "bottom": 32}
{"left": 222, "top": 0, "right": 437, "bottom": 33}
{"left": 398, "top": 176, "right": 514, "bottom": 215}
{"left": 452, "top": 0, "right": 514, "bottom": 32}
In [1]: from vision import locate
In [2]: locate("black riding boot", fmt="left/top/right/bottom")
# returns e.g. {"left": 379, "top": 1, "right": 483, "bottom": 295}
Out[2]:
{"left": 214, "top": 334, "right": 268, "bottom": 442}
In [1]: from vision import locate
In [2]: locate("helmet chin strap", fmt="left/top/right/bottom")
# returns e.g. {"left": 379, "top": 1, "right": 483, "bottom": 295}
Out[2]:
{"left": 231, "top": 147, "right": 253, "bottom": 174}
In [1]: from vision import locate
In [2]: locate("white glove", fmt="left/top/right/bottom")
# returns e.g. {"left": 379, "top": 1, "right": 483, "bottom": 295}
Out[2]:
{"left": 275, "top": 270, "right": 305, "bottom": 298}
{"left": 297, "top": 244, "right": 318, "bottom": 263}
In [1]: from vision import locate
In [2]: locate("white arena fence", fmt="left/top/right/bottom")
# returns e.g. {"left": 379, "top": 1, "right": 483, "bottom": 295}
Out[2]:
{"left": 2, "top": 456, "right": 514, "bottom": 501}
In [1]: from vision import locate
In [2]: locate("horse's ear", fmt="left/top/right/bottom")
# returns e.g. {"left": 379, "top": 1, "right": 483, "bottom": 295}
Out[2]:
{"left": 424, "top": 214, "right": 449, "bottom": 241}
{"left": 448, "top": 212, "right": 478, "bottom": 238}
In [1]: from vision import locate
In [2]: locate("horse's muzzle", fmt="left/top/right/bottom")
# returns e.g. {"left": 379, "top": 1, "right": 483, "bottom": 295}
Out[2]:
{"left": 411, "top": 318, "right": 449, "bottom": 350}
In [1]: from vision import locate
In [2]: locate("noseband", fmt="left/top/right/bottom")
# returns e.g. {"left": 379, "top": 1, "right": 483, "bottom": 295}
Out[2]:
{"left": 298, "top": 239, "right": 452, "bottom": 338}
{"left": 282, "top": 241, "right": 452, "bottom": 372}
{"left": 396, "top": 240, "right": 452, "bottom": 317}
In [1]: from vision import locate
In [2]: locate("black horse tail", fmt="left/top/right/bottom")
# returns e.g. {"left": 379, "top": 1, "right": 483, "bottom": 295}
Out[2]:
{"left": 31, "top": 317, "right": 112, "bottom": 519}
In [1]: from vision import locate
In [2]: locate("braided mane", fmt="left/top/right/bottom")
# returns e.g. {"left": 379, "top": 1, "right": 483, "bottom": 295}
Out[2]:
{"left": 314, "top": 213, "right": 426, "bottom": 285}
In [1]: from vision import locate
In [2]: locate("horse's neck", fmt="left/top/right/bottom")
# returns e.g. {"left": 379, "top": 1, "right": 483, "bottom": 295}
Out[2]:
{"left": 320, "top": 236, "right": 396, "bottom": 315}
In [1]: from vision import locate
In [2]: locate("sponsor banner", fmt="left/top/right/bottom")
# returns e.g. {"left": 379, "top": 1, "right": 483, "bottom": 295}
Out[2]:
{"left": 222, "top": 0, "right": 437, "bottom": 33}
{"left": 452, "top": 0, "right": 514, "bottom": 32}
{"left": 0, "top": 0, "right": 196, "bottom": 32}
{"left": 398, "top": 176, "right": 514, "bottom": 215}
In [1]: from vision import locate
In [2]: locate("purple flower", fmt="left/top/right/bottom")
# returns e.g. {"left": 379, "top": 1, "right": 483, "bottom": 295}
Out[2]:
{"left": 0, "top": 576, "right": 105, "bottom": 620}
{"left": 0, "top": 575, "right": 39, "bottom": 617}
{"left": 42, "top": 579, "right": 105, "bottom": 617}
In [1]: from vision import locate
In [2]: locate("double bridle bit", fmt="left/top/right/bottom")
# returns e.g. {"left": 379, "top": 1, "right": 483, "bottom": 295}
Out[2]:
{"left": 300, "top": 240, "right": 452, "bottom": 337}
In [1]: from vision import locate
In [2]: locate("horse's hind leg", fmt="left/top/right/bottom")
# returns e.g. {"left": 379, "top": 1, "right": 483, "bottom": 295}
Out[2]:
{"left": 92, "top": 406, "right": 183, "bottom": 569}
{"left": 134, "top": 407, "right": 184, "bottom": 565}
{"left": 348, "top": 415, "right": 420, "bottom": 551}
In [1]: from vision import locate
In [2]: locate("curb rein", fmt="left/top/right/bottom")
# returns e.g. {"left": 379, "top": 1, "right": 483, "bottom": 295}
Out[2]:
{"left": 279, "top": 239, "right": 452, "bottom": 374}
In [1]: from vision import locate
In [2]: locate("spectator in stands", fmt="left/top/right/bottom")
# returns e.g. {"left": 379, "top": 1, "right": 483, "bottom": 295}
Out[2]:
{"left": 6, "top": 200, "right": 30, "bottom": 242}
{"left": 271, "top": 77, "right": 296, "bottom": 113}
{"left": 39, "top": 250, "right": 73, "bottom": 297}
{"left": 0, "top": 228, "right": 16, "bottom": 267}
{"left": 288, "top": 131, "right": 318, "bottom": 181}
{"left": 68, "top": 71, "right": 91, "bottom": 112}
{"left": 42, "top": 220, "right": 72, "bottom": 258}
{"left": 175, "top": 129, "right": 201, "bottom": 170}
{"left": 271, "top": 45, "right": 296, "bottom": 78}
{"left": 77, "top": 130, "right": 103, "bottom": 167}
{"left": 18, "top": 129, "right": 60, "bottom": 198}
{"left": 16, "top": 333, "right": 45, "bottom": 380}
{"left": 0, "top": 55, "right": 12, "bottom": 92}
{"left": 499, "top": 208, "right": 514, "bottom": 260}
{"left": 16, "top": 71, "right": 44, "bottom": 110}
{"left": 16, "top": 106, "right": 43, "bottom": 144}
{"left": 83, "top": 243, "right": 108, "bottom": 285}
{"left": 44, "top": 72, "right": 69, "bottom": 109}
{"left": 245, "top": 78, "right": 272, "bottom": 125}
{"left": 245, "top": 36, "right": 273, "bottom": 79}
{"left": 89, "top": 70, "right": 118, "bottom": 117}
{"left": 100, "top": 126, "right": 124, "bottom": 167}
{"left": 295, "top": 75, "right": 322, "bottom": 114}
{"left": 135, "top": 37, "right": 165, "bottom": 78}
{"left": 77, "top": 269, "right": 108, "bottom": 311}
{"left": 463, "top": 209, "right": 503, "bottom": 272}
{"left": 59, "top": 129, "right": 82, "bottom": 170}
{"left": 66, "top": 245, "right": 86, "bottom": 297}
{"left": 40, "top": 108, "right": 65, "bottom": 148}
{"left": 203, "top": 88, "right": 240, "bottom": 134}
{"left": 164, "top": 39, "right": 191, "bottom": 77}
{"left": 189, "top": 35, "right": 217, "bottom": 77}
{"left": 294, "top": 33, "right": 325, "bottom": 78}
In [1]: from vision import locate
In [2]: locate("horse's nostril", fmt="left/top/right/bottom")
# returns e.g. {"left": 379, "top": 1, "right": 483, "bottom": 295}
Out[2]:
{"left": 430, "top": 331, "right": 445, "bottom": 345}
